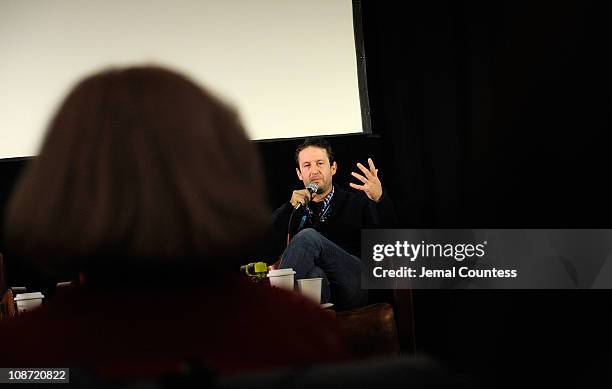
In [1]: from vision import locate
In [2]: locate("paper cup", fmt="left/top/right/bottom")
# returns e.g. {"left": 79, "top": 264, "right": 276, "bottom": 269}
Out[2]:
{"left": 297, "top": 278, "right": 322, "bottom": 304}
{"left": 14, "top": 292, "right": 45, "bottom": 314}
{"left": 267, "top": 268, "right": 296, "bottom": 291}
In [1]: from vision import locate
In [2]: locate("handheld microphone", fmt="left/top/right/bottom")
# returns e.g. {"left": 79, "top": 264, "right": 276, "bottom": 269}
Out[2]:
{"left": 294, "top": 182, "right": 319, "bottom": 210}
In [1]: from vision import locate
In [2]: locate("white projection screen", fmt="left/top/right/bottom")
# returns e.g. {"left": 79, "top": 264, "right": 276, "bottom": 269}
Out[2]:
{"left": 0, "top": 0, "right": 366, "bottom": 159}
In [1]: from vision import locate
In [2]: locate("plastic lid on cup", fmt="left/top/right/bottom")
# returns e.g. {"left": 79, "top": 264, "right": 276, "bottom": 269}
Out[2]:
{"left": 297, "top": 278, "right": 322, "bottom": 283}
{"left": 267, "top": 268, "right": 296, "bottom": 277}
{"left": 14, "top": 292, "right": 45, "bottom": 301}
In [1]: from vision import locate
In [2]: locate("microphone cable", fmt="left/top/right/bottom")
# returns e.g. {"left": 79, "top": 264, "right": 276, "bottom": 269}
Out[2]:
{"left": 279, "top": 182, "right": 318, "bottom": 268}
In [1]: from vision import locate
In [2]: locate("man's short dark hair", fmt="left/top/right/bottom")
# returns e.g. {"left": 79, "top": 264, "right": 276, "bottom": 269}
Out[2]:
{"left": 294, "top": 137, "right": 335, "bottom": 167}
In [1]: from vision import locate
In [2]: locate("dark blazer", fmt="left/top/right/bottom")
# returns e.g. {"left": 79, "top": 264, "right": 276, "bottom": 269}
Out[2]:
{"left": 264, "top": 187, "right": 397, "bottom": 260}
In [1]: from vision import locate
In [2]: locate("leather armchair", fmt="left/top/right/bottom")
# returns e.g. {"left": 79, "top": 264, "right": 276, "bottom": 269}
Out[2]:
{"left": 334, "top": 303, "right": 400, "bottom": 359}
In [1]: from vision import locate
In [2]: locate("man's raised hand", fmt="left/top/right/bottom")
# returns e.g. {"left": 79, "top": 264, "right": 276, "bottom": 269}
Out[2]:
{"left": 350, "top": 158, "right": 383, "bottom": 202}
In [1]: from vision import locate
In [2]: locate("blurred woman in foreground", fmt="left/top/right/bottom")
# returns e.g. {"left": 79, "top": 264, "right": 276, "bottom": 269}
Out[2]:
{"left": 0, "top": 66, "right": 346, "bottom": 380}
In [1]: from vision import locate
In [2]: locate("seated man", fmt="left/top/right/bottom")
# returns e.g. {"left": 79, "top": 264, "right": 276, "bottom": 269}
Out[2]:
{"left": 269, "top": 137, "right": 397, "bottom": 310}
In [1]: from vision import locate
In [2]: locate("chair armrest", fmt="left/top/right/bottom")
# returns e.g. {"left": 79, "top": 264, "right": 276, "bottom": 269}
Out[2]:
{"left": 335, "top": 303, "right": 400, "bottom": 359}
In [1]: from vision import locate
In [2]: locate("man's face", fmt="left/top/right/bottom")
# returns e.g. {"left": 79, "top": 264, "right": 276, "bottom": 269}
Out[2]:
{"left": 296, "top": 146, "right": 337, "bottom": 196}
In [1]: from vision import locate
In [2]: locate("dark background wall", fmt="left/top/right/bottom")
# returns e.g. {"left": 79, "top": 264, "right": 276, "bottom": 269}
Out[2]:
{"left": 0, "top": 157, "right": 29, "bottom": 255}
{"left": 1, "top": 1, "right": 611, "bottom": 386}
{"left": 359, "top": 1, "right": 612, "bottom": 387}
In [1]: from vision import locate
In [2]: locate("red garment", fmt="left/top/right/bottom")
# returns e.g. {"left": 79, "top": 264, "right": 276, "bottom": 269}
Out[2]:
{"left": 0, "top": 276, "right": 348, "bottom": 380}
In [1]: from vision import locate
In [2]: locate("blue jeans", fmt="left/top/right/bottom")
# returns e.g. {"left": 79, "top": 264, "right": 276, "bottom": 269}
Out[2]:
{"left": 279, "top": 228, "right": 368, "bottom": 310}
